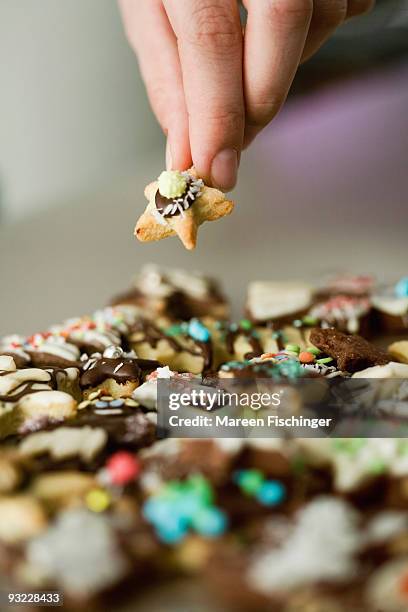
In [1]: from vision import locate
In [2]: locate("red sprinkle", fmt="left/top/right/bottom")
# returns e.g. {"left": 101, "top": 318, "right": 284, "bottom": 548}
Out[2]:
{"left": 400, "top": 572, "right": 408, "bottom": 598}
{"left": 106, "top": 452, "right": 140, "bottom": 485}
{"left": 299, "top": 351, "right": 315, "bottom": 364}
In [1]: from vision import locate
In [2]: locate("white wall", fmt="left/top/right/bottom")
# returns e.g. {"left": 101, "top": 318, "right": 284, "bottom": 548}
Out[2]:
{"left": 0, "top": 0, "right": 163, "bottom": 223}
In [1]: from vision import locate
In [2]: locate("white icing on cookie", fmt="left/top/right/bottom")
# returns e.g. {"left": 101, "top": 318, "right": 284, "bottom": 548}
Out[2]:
{"left": 137, "top": 264, "right": 213, "bottom": 300}
{"left": 248, "top": 497, "right": 361, "bottom": 593}
{"left": 309, "top": 296, "right": 370, "bottom": 333}
{"left": 299, "top": 438, "right": 408, "bottom": 492}
{"left": 0, "top": 369, "right": 51, "bottom": 396}
{"left": 247, "top": 281, "right": 314, "bottom": 321}
{"left": 372, "top": 295, "right": 408, "bottom": 316}
{"left": 0, "top": 335, "right": 30, "bottom": 361}
{"left": 352, "top": 362, "right": 408, "bottom": 379}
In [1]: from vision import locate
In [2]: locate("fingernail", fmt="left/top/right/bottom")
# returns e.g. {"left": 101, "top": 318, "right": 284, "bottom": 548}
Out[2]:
{"left": 211, "top": 149, "right": 238, "bottom": 191}
{"left": 166, "top": 139, "right": 173, "bottom": 170}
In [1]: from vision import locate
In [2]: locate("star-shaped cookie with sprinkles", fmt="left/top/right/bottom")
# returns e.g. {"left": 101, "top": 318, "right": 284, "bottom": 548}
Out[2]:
{"left": 135, "top": 168, "right": 234, "bottom": 250}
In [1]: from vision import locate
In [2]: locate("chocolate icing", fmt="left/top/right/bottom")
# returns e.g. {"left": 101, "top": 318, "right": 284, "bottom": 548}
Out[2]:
{"left": 131, "top": 320, "right": 212, "bottom": 372}
{"left": 155, "top": 175, "right": 199, "bottom": 217}
{"left": 0, "top": 366, "right": 78, "bottom": 403}
{"left": 224, "top": 329, "right": 263, "bottom": 361}
{"left": 80, "top": 356, "right": 160, "bottom": 389}
{"left": 69, "top": 405, "right": 156, "bottom": 449}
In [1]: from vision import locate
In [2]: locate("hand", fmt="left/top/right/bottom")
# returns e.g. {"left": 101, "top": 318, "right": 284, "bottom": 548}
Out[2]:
{"left": 119, "top": 0, "right": 374, "bottom": 191}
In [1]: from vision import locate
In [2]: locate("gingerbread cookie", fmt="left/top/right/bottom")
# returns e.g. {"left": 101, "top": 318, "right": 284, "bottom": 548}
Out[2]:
{"left": 310, "top": 328, "right": 391, "bottom": 373}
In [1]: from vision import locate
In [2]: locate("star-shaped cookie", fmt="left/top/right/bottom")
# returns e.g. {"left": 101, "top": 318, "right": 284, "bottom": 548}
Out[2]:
{"left": 134, "top": 168, "right": 234, "bottom": 250}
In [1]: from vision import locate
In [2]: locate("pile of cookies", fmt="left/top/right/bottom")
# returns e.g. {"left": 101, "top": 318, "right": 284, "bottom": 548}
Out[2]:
{"left": 1, "top": 265, "right": 408, "bottom": 610}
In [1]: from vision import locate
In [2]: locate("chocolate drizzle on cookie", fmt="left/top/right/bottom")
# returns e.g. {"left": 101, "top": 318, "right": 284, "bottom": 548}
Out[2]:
{"left": 155, "top": 173, "right": 204, "bottom": 218}
{"left": 80, "top": 355, "right": 160, "bottom": 389}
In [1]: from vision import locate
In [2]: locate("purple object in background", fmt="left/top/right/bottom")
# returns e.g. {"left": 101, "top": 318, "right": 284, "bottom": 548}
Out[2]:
{"left": 256, "top": 63, "right": 408, "bottom": 211}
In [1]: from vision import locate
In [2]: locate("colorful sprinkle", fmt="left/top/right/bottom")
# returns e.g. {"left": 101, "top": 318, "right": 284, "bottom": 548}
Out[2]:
{"left": 299, "top": 351, "right": 315, "bottom": 364}
{"left": 191, "top": 506, "right": 228, "bottom": 537}
{"left": 306, "top": 346, "right": 321, "bottom": 356}
{"left": 85, "top": 489, "right": 111, "bottom": 513}
{"left": 399, "top": 572, "right": 408, "bottom": 598}
{"left": 302, "top": 315, "right": 319, "bottom": 326}
{"left": 284, "top": 344, "right": 300, "bottom": 354}
{"left": 315, "top": 357, "right": 333, "bottom": 365}
{"left": 256, "top": 480, "right": 286, "bottom": 506}
{"left": 188, "top": 319, "right": 211, "bottom": 343}
{"left": 106, "top": 452, "right": 140, "bottom": 486}
{"left": 143, "top": 475, "right": 226, "bottom": 544}
{"left": 234, "top": 469, "right": 264, "bottom": 495}
{"left": 109, "top": 399, "right": 125, "bottom": 408}
{"left": 333, "top": 439, "right": 366, "bottom": 455}
{"left": 395, "top": 276, "right": 408, "bottom": 298}
{"left": 261, "top": 352, "right": 277, "bottom": 360}
{"left": 165, "top": 324, "right": 183, "bottom": 337}
{"left": 239, "top": 319, "right": 253, "bottom": 331}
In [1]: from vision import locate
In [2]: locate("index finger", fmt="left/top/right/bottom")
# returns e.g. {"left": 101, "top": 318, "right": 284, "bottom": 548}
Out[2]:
{"left": 163, "top": 0, "right": 244, "bottom": 191}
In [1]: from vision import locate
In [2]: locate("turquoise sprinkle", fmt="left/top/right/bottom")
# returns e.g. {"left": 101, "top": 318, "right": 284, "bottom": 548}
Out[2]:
{"left": 256, "top": 481, "right": 286, "bottom": 506}
{"left": 273, "top": 359, "right": 304, "bottom": 379}
{"left": 191, "top": 507, "right": 228, "bottom": 537}
{"left": 188, "top": 319, "right": 211, "bottom": 342}
{"left": 395, "top": 276, "right": 408, "bottom": 298}
{"left": 143, "top": 475, "right": 225, "bottom": 544}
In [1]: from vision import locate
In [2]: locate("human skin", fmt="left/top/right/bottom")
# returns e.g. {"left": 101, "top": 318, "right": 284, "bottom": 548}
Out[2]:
{"left": 119, "top": 0, "right": 375, "bottom": 191}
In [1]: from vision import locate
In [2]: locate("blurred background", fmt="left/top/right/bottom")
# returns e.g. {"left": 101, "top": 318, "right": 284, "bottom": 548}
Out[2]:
{"left": 1, "top": 0, "right": 408, "bottom": 335}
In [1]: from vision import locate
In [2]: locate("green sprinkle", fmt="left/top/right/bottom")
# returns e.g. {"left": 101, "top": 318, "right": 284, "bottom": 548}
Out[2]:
{"left": 306, "top": 346, "right": 321, "bottom": 356}
{"left": 316, "top": 357, "right": 333, "bottom": 364}
{"left": 333, "top": 439, "right": 365, "bottom": 455}
{"left": 236, "top": 469, "right": 264, "bottom": 495}
{"left": 398, "top": 441, "right": 408, "bottom": 456}
{"left": 293, "top": 319, "right": 303, "bottom": 328}
{"left": 239, "top": 319, "right": 252, "bottom": 331}
{"left": 284, "top": 344, "right": 300, "bottom": 354}
{"left": 369, "top": 459, "right": 387, "bottom": 475}
{"left": 229, "top": 323, "right": 238, "bottom": 332}
{"left": 302, "top": 315, "right": 319, "bottom": 326}
{"left": 165, "top": 324, "right": 183, "bottom": 337}
{"left": 187, "top": 474, "right": 214, "bottom": 506}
